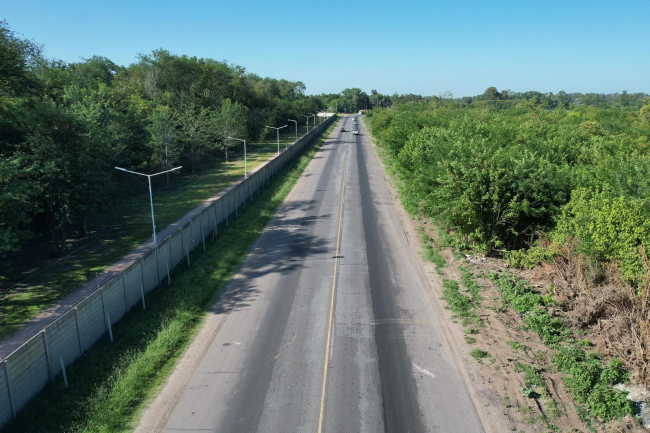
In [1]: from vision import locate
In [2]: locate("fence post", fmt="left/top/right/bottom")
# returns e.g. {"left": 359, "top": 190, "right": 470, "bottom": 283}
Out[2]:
{"left": 100, "top": 288, "right": 107, "bottom": 331}
{"left": 59, "top": 356, "right": 68, "bottom": 386}
{"left": 122, "top": 272, "right": 128, "bottom": 312}
{"left": 169, "top": 236, "right": 173, "bottom": 266}
{"left": 106, "top": 313, "right": 113, "bottom": 343}
{"left": 155, "top": 246, "right": 161, "bottom": 284}
{"left": 166, "top": 260, "right": 171, "bottom": 286}
{"left": 201, "top": 228, "right": 206, "bottom": 252}
{"left": 140, "top": 284, "right": 146, "bottom": 310}
{"left": 186, "top": 246, "right": 190, "bottom": 267}
{"left": 180, "top": 226, "right": 185, "bottom": 258}
{"left": 74, "top": 307, "right": 84, "bottom": 355}
{"left": 140, "top": 257, "right": 146, "bottom": 290}
{"left": 42, "top": 330, "right": 52, "bottom": 381}
{"left": 3, "top": 360, "right": 16, "bottom": 418}
{"left": 190, "top": 219, "right": 195, "bottom": 251}
{"left": 213, "top": 218, "right": 217, "bottom": 242}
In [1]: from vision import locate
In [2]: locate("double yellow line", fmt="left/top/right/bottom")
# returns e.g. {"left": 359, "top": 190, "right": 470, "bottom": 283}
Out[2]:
{"left": 317, "top": 131, "right": 349, "bottom": 433}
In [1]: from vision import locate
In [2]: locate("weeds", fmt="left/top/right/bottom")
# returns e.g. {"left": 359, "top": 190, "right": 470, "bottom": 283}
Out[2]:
{"left": 418, "top": 227, "right": 446, "bottom": 273}
{"left": 441, "top": 279, "right": 480, "bottom": 327}
{"left": 470, "top": 348, "right": 489, "bottom": 362}
{"left": 460, "top": 267, "right": 482, "bottom": 302}
{"left": 492, "top": 271, "right": 636, "bottom": 422}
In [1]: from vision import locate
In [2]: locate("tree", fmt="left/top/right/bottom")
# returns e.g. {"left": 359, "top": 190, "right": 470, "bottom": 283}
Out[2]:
{"left": 641, "top": 97, "right": 650, "bottom": 123}
{"left": 219, "top": 99, "right": 248, "bottom": 161}
{"left": 0, "top": 155, "right": 37, "bottom": 256}
{"left": 147, "top": 105, "right": 178, "bottom": 187}
{"left": 179, "top": 104, "right": 212, "bottom": 178}
{"left": 483, "top": 87, "right": 501, "bottom": 100}
{"left": 0, "top": 20, "right": 41, "bottom": 98}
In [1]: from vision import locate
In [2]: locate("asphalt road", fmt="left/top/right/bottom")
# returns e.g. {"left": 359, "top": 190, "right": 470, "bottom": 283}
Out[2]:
{"left": 162, "top": 115, "right": 484, "bottom": 433}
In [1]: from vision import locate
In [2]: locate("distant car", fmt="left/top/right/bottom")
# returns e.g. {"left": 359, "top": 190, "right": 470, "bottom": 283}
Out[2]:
{"left": 353, "top": 130, "right": 359, "bottom": 135}
{"left": 353, "top": 121, "right": 357, "bottom": 125}
{"left": 340, "top": 127, "right": 345, "bottom": 132}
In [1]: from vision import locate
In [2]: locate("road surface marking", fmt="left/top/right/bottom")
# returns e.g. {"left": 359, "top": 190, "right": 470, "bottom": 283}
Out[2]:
{"left": 413, "top": 363, "right": 436, "bottom": 379}
{"left": 317, "top": 133, "right": 349, "bottom": 433}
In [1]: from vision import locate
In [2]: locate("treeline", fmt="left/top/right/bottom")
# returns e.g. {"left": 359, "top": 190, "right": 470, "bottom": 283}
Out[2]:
{"left": 320, "top": 86, "right": 648, "bottom": 115}
{"left": 368, "top": 94, "right": 650, "bottom": 287}
{"left": 0, "top": 21, "right": 326, "bottom": 256}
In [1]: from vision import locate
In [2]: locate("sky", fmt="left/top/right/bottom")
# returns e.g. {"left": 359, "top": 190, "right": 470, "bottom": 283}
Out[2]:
{"left": 2, "top": 0, "right": 649, "bottom": 97}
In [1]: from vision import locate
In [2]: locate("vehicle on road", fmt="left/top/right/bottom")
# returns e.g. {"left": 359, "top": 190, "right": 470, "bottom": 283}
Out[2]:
{"left": 340, "top": 127, "right": 345, "bottom": 132}
{"left": 353, "top": 130, "right": 359, "bottom": 135}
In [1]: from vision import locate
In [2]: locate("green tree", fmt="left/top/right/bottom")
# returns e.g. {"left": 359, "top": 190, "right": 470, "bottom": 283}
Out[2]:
{"left": 147, "top": 105, "right": 178, "bottom": 186}
{"left": 219, "top": 99, "right": 248, "bottom": 161}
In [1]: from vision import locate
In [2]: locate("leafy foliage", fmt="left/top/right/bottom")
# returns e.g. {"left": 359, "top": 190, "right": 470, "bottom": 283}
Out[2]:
{"left": 369, "top": 97, "right": 650, "bottom": 286}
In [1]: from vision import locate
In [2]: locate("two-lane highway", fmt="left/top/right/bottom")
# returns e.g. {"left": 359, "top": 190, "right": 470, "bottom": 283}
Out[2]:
{"left": 151, "top": 115, "right": 484, "bottom": 432}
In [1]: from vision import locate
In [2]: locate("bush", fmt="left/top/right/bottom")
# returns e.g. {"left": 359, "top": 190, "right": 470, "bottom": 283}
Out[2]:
{"left": 552, "top": 188, "right": 650, "bottom": 285}
{"left": 586, "top": 384, "right": 634, "bottom": 421}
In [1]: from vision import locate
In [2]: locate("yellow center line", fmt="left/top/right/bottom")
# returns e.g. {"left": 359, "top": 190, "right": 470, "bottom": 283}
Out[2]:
{"left": 317, "top": 129, "right": 349, "bottom": 433}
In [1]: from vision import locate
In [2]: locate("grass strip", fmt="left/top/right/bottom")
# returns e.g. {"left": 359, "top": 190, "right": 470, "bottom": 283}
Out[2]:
{"left": 3, "top": 120, "right": 337, "bottom": 433}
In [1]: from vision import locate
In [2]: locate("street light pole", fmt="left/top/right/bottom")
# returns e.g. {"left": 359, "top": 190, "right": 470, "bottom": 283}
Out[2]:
{"left": 265, "top": 125, "right": 288, "bottom": 155}
{"left": 287, "top": 119, "right": 298, "bottom": 142}
{"left": 115, "top": 165, "right": 182, "bottom": 247}
{"left": 301, "top": 114, "right": 311, "bottom": 134}
{"left": 227, "top": 137, "right": 247, "bottom": 178}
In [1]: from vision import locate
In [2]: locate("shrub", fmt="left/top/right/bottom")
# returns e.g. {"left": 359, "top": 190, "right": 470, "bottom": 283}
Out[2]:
{"left": 586, "top": 384, "right": 634, "bottom": 421}
{"left": 552, "top": 188, "right": 650, "bottom": 284}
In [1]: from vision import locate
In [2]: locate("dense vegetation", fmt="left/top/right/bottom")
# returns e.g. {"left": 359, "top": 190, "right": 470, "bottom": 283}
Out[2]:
{"left": 368, "top": 94, "right": 650, "bottom": 286}
{"left": 0, "top": 20, "right": 328, "bottom": 258}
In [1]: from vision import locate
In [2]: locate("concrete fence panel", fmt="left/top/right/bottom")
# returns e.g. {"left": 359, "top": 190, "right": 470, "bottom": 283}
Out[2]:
{"left": 142, "top": 249, "right": 159, "bottom": 293}
{"left": 76, "top": 290, "right": 107, "bottom": 352}
{"left": 156, "top": 239, "right": 171, "bottom": 284}
{"left": 103, "top": 276, "right": 128, "bottom": 323}
{"left": 190, "top": 219, "right": 200, "bottom": 251}
{"left": 0, "top": 363, "right": 12, "bottom": 427}
{"left": 123, "top": 261, "right": 144, "bottom": 310}
{"left": 169, "top": 230, "right": 183, "bottom": 268}
{"left": 6, "top": 336, "right": 48, "bottom": 412}
{"left": 45, "top": 310, "right": 81, "bottom": 377}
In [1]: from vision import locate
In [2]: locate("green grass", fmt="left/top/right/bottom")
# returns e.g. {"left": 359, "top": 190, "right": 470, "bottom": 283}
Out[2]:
{"left": 0, "top": 123, "right": 318, "bottom": 340}
{"left": 459, "top": 267, "right": 482, "bottom": 302}
{"left": 417, "top": 227, "right": 446, "bottom": 274}
{"left": 470, "top": 348, "right": 489, "bottom": 362}
{"left": 441, "top": 279, "right": 481, "bottom": 327}
{"left": 2, "top": 119, "right": 337, "bottom": 433}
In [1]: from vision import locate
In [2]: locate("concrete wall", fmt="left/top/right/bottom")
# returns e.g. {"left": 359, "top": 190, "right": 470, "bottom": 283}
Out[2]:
{"left": 0, "top": 114, "right": 337, "bottom": 428}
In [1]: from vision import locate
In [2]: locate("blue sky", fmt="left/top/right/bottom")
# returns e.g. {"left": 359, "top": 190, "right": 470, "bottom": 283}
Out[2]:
{"left": 3, "top": 0, "right": 649, "bottom": 97}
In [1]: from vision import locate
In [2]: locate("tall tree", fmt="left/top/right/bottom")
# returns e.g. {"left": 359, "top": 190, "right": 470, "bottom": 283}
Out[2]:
{"left": 147, "top": 105, "right": 178, "bottom": 188}
{"left": 220, "top": 99, "right": 248, "bottom": 161}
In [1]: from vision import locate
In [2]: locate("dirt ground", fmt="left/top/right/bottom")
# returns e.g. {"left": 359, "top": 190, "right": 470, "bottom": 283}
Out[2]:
{"left": 411, "top": 219, "right": 647, "bottom": 433}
